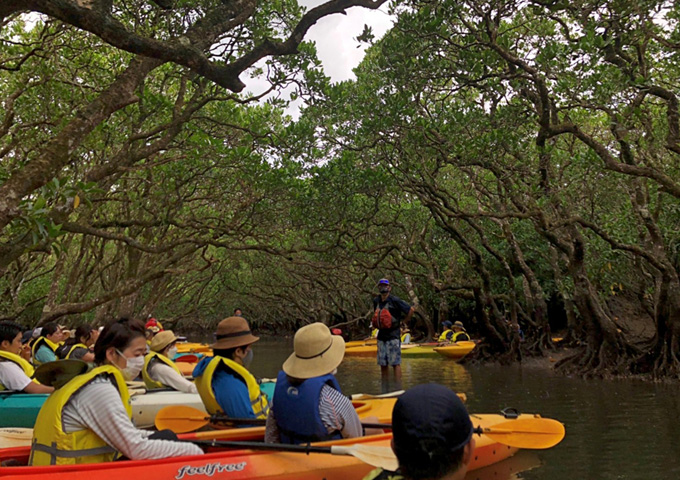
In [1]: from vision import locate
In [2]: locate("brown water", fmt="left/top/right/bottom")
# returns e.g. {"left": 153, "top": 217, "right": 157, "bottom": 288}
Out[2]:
{"left": 247, "top": 338, "right": 680, "bottom": 480}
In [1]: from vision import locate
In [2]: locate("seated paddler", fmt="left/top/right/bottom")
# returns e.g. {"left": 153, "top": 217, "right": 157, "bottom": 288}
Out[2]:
{"left": 143, "top": 330, "right": 197, "bottom": 393}
{"left": 28, "top": 317, "right": 203, "bottom": 466}
{"left": 0, "top": 321, "right": 54, "bottom": 394}
{"left": 31, "top": 322, "right": 64, "bottom": 366}
{"left": 57, "top": 324, "right": 98, "bottom": 363}
{"left": 264, "top": 322, "right": 364, "bottom": 444}
{"left": 193, "top": 316, "right": 269, "bottom": 423}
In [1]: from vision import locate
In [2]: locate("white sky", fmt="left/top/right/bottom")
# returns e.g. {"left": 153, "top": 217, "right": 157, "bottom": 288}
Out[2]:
{"left": 241, "top": 1, "right": 395, "bottom": 116}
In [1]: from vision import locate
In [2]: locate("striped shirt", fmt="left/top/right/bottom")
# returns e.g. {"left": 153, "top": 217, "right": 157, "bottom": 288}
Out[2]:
{"left": 264, "top": 384, "right": 363, "bottom": 443}
{"left": 61, "top": 375, "right": 203, "bottom": 459}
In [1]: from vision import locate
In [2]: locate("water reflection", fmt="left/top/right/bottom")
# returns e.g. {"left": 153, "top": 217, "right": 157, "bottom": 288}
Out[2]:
{"left": 241, "top": 337, "right": 680, "bottom": 479}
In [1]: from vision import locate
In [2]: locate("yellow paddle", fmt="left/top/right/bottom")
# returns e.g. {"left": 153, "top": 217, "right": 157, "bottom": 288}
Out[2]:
{"left": 474, "top": 417, "right": 565, "bottom": 449}
{"left": 156, "top": 406, "right": 390, "bottom": 433}
{"left": 157, "top": 406, "right": 564, "bottom": 449}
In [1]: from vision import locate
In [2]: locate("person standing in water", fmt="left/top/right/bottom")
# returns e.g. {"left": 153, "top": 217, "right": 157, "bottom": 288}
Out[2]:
{"left": 372, "top": 279, "right": 414, "bottom": 380}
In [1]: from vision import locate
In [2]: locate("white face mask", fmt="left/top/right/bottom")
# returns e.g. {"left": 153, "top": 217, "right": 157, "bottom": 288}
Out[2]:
{"left": 167, "top": 346, "right": 178, "bottom": 359}
{"left": 242, "top": 348, "right": 254, "bottom": 367}
{"left": 115, "top": 349, "right": 144, "bottom": 380}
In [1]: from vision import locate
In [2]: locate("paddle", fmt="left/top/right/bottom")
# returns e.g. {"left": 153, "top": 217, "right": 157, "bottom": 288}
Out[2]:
{"left": 157, "top": 406, "right": 564, "bottom": 449}
{"left": 351, "top": 390, "right": 467, "bottom": 403}
{"left": 156, "top": 406, "right": 392, "bottom": 433}
{"left": 350, "top": 390, "right": 405, "bottom": 400}
{"left": 191, "top": 439, "right": 398, "bottom": 470}
{"left": 473, "top": 417, "right": 565, "bottom": 449}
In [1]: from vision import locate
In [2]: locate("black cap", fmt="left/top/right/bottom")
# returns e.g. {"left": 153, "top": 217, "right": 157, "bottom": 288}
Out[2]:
{"left": 21, "top": 330, "right": 33, "bottom": 344}
{"left": 392, "top": 384, "right": 473, "bottom": 462}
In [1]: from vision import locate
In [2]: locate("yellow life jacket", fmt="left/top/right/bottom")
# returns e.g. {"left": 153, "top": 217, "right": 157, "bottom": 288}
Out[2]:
{"left": 195, "top": 356, "right": 269, "bottom": 419}
{"left": 0, "top": 351, "right": 35, "bottom": 391}
{"left": 29, "top": 365, "right": 131, "bottom": 466}
{"left": 451, "top": 331, "right": 469, "bottom": 342}
{"left": 31, "top": 337, "right": 59, "bottom": 366}
{"left": 438, "top": 329, "right": 453, "bottom": 342}
{"left": 142, "top": 351, "right": 184, "bottom": 390}
{"left": 64, "top": 343, "right": 89, "bottom": 360}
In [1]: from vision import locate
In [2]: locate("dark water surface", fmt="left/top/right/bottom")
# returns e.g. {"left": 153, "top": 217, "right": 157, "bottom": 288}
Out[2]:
{"left": 240, "top": 338, "right": 680, "bottom": 480}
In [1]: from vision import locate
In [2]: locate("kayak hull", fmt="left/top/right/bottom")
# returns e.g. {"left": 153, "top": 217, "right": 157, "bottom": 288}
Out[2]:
{"left": 0, "top": 391, "right": 205, "bottom": 429}
{"left": 0, "top": 413, "right": 536, "bottom": 479}
{"left": 433, "top": 341, "right": 476, "bottom": 360}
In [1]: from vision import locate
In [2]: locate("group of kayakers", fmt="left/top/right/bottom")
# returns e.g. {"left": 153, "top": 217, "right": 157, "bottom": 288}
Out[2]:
{"left": 0, "top": 281, "right": 476, "bottom": 480}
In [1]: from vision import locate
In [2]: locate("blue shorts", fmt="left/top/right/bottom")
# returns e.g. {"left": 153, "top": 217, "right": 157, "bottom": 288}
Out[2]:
{"left": 377, "top": 338, "right": 401, "bottom": 367}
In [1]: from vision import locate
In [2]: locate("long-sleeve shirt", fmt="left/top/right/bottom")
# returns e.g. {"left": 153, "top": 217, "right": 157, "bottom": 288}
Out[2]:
{"left": 61, "top": 376, "right": 203, "bottom": 460}
{"left": 147, "top": 362, "right": 197, "bottom": 393}
{"left": 264, "top": 384, "right": 363, "bottom": 443}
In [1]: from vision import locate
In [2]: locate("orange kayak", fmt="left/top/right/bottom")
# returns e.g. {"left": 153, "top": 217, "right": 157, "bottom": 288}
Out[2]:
{"left": 0, "top": 413, "right": 532, "bottom": 479}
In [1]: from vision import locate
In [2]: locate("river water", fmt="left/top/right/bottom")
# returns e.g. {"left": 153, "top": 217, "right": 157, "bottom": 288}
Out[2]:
{"left": 246, "top": 338, "right": 680, "bottom": 480}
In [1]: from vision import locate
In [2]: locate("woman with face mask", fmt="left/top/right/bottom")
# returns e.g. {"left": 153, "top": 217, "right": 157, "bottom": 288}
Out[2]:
{"left": 142, "top": 330, "right": 197, "bottom": 393}
{"left": 29, "top": 318, "right": 203, "bottom": 466}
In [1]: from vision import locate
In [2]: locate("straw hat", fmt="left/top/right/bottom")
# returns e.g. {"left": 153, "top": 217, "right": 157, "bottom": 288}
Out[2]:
{"left": 283, "top": 323, "right": 345, "bottom": 379}
{"left": 150, "top": 330, "right": 178, "bottom": 352}
{"left": 212, "top": 316, "right": 260, "bottom": 350}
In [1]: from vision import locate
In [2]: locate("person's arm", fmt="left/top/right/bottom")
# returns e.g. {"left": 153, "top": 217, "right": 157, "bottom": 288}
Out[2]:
{"left": 23, "top": 381, "right": 54, "bottom": 393}
{"left": 151, "top": 363, "right": 197, "bottom": 393}
{"left": 319, "top": 385, "right": 363, "bottom": 438}
{"left": 0, "top": 363, "right": 53, "bottom": 393}
{"left": 264, "top": 408, "right": 281, "bottom": 443}
{"left": 403, "top": 306, "right": 415, "bottom": 325}
{"left": 63, "top": 380, "right": 203, "bottom": 459}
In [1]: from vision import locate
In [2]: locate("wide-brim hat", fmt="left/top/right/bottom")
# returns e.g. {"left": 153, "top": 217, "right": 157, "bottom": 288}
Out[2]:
{"left": 150, "top": 330, "right": 178, "bottom": 352}
{"left": 212, "top": 316, "right": 260, "bottom": 350}
{"left": 283, "top": 323, "right": 345, "bottom": 379}
{"left": 453, "top": 321, "right": 466, "bottom": 330}
{"left": 34, "top": 359, "right": 89, "bottom": 389}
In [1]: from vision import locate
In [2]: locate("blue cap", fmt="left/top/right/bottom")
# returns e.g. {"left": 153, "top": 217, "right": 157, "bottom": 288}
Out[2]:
{"left": 442, "top": 321, "right": 453, "bottom": 328}
{"left": 392, "top": 384, "right": 473, "bottom": 462}
{"left": 378, "top": 278, "right": 390, "bottom": 285}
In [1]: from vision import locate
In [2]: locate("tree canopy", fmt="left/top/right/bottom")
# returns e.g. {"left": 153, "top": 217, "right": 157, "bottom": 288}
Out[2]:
{"left": 2, "top": 0, "right": 679, "bottom": 378}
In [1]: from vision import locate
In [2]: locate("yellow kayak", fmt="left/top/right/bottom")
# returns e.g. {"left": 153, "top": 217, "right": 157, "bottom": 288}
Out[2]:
{"left": 433, "top": 341, "right": 476, "bottom": 360}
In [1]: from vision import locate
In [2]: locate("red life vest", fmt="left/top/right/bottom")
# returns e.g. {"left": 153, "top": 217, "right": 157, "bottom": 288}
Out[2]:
{"left": 372, "top": 299, "right": 396, "bottom": 330}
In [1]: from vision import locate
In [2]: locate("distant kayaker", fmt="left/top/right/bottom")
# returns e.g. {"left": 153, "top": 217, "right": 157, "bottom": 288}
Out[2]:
{"left": 28, "top": 317, "right": 203, "bottom": 465}
{"left": 265, "top": 322, "right": 367, "bottom": 444}
{"left": 233, "top": 307, "right": 243, "bottom": 317}
{"left": 372, "top": 278, "right": 414, "bottom": 380}
{"left": 57, "top": 324, "right": 97, "bottom": 362}
{"left": 143, "top": 330, "right": 197, "bottom": 393}
{"left": 31, "top": 322, "right": 64, "bottom": 366}
{"left": 0, "top": 321, "right": 54, "bottom": 393}
{"left": 193, "top": 316, "right": 269, "bottom": 422}
{"left": 362, "top": 384, "right": 476, "bottom": 480}
{"left": 438, "top": 321, "right": 470, "bottom": 343}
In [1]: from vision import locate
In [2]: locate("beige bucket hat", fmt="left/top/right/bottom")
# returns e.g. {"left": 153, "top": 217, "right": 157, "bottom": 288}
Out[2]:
{"left": 212, "top": 316, "right": 260, "bottom": 350}
{"left": 283, "top": 323, "right": 345, "bottom": 379}
{"left": 150, "top": 330, "right": 178, "bottom": 352}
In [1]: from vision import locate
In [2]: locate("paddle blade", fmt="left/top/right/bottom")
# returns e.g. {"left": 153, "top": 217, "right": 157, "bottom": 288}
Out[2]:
{"left": 479, "top": 417, "right": 565, "bottom": 449}
{"left": 331, "top": 445, "right": 399, "bottom": 471}
{"left": 155, "top": 405, "right": 210, "bottom": 433}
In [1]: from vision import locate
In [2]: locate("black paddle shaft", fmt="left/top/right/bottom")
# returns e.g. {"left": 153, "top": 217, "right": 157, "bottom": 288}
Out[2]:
{"left": 191, "top": 439, "right": 334, "bottom": 454}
